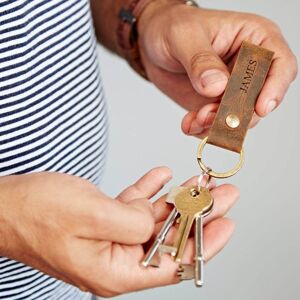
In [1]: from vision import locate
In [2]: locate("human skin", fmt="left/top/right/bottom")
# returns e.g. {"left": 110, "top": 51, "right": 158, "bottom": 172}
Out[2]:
{"left": 0, "top": 167, "right": 239, "bottom": 297}
{"left": 2, "top": 0, "right": 296, "bottom": 296}
{"left": 91, "top": 0, "right": 298, "bottom": 138}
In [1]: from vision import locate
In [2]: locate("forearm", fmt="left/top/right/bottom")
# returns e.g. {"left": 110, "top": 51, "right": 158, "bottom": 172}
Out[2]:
{"left": 0, "top": 176, "right": 19, "bottom": 257}
{"left": 90, "top": 0, "right": 125, "bottom": 54}
{"left": 89, "top": 0, "right": 172, "bottom": 55}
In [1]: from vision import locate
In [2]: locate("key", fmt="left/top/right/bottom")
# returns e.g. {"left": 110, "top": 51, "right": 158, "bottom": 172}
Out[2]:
{"left": 165, "top": 187, "right": 187, "bottom": 204}
{"left": 142, "top": 207, "right": 178, "bottom": 267}
{"left": 142, "top": 184, "right": 213, "bottom": 288}
{"left": 172, "top": 187, "right": 213, "bottom": 263}
{"left": 177, "top": 264, "right": 194, "bottom": 280}
{"left": 195, "top": 215, "right": 204, "bottom": 287}
{"left": 142, "top": 186, "right": 189, "bottom": 267}
{"left": 176, "top": 189, "right": 213, "bottom": 286}
{"left": 142, "top": 188, "right": 180, "bottom": 267}
{"left": 176, "top": 217, "right": 205, "bottom": 285}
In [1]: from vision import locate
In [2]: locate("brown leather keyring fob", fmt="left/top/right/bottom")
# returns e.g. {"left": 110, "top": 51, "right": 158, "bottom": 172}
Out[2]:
{"left": 197, "top": 41, "right": 274, "bottom": 178}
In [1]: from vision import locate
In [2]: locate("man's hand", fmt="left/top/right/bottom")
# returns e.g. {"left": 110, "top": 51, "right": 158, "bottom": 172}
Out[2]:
{"left": 138, "top": 2, "right": 298, "bottom": 137}
{"left": 0, "top": 168, "right": 238, "bottom": 297}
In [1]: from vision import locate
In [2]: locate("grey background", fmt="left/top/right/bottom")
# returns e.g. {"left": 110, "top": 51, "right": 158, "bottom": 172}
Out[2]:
{"left": 98, "top": 0, "right": 300, "bottom": 299}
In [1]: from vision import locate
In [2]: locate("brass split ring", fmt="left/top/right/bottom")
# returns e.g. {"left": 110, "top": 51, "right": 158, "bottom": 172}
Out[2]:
{"left": 197, "top": 137, "right": 245, "bottom": 179}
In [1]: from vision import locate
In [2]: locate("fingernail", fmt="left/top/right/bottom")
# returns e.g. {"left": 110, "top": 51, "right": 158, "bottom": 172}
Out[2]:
{"left": 200, "top": 69, "right": 228, "bottom": 88}
{"left": 204, "top": 112, "right": 216, "bottom": 129}
{"left": 189, "top": 122, "right": 204, "bottom": 135}
{"left": 266, "top": 100, "right": 277, "bottom": 115}
{"left": 188, "top": 112, "right": 215, "bottom": 135}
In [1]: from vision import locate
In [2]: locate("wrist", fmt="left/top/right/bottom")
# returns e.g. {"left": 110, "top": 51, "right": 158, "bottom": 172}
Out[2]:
{"left": 138, "top": 0, "right": 199, "bottom": 38}
{"left": 0, "top": 176, "right": 20, "bottom": 257}
{"left": 138, "top": 0, "right": 182, "bottom": 37}
{"left": 117, "top": 0, "right": 191, "bottom": 78}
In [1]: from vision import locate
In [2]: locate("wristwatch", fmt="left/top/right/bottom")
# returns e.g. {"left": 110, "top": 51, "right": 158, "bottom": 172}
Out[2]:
{"left": 185, "top": 0, "right": 198, "bottom": 7}
{"left": 117, "top": 0, "right": 199, "bottom": 79}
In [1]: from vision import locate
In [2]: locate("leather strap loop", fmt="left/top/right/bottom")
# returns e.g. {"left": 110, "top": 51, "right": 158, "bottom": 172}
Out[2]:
{"left": 207, "top": 41, "right": 274, "bottom": 153}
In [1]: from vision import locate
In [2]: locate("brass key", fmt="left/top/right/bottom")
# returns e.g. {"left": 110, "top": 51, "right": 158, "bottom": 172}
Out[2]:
{"left": 172, "top": 187, "right": 213, "bottom": 263}
{"left": 142, "top": 178, "right": 213, "bottom": 287}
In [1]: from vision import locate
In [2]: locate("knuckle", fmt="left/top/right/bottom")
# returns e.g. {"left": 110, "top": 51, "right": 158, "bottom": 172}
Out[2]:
{"left": 231, "top": 186, "right": 241, "bottom": 202}
{"left": 83, "top": 267, "right": 122, "bottom": 297}
{"left": 90, "top": 285, "right": 118, "bottom": 298}
{"left": 144, "top": 220, "right": 155, "bottom": 241}
{"left": 168, "top": 17, "right": 188, "bottom": 39}
{"left": 130, "top": 199, "right": 155, "bottom": 242}
{"left": 255, "top": 14, "right": 276, "bottom": 27}
{"left": 280, "top": 52, "right": 298, "bottom": 83}
{"left": 290, "top": 53, "right": 298, "bottom": 80}
{"left": 140, "top": 208, "right": 155, "bottom": 242}
{"left": 190, "top": 51, "right": 218, "bottom": 75}
{"left": 77, "top": 284, "right": 90, "bottom": 293}
{"left": 148, "top": 166, "right": 169, "bottom": 176}
{"left": 146, "top": 166, "right": 172, "bottom": 183}
{"left": 86, "top": 204, "right": 111, "bottom": 237}
{"left": 97, "top": 290, "right": 119, "bottom": 298}
{"left": 89, "top": 205, "right": 105, "bottom": 227}
{"left": 168, "top": 9, "right": 197, "bottom": 35}
{"left": 246, "top": 13, "right": 282, "bottom": 35}
{"left": 263, "top": 18, "right": 281, "bottom": 33}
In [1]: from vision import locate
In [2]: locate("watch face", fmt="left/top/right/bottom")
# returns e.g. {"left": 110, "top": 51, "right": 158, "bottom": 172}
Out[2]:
{"left": 185, "top": 0, "right": 199, "bottom": 7}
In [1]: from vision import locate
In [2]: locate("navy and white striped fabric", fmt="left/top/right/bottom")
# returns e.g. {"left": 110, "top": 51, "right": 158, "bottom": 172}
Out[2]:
{"left": 0, "top": 0, "right": 107, "bottom": 298}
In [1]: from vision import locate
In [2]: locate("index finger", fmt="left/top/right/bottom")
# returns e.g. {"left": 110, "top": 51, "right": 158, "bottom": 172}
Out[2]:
{"left": 78, "top": 196, "right": 156, "bottom": 244}
{"left": 256, "top": 36, "right": 298, "bottom": 117}
{"left": 116, "top": 167, "right": 172, "bottom": 203}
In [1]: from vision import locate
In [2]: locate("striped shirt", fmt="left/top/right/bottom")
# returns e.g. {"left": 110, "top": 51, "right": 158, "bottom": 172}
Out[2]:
{"left": 0, "top": 0, "right": 107, "bottom": 299}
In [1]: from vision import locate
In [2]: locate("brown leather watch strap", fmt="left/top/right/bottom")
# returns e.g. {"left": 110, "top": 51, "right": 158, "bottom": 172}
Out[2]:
{"left": 117, "top": 0, "right": 154, "bottom": 79}
{"left": 207, "top": 41, "right": 274, "bottom": 153}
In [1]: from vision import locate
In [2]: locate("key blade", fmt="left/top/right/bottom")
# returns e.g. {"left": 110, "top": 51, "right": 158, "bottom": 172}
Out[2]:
{"left": 147, "top": 251, "right": 161, "bottom": 268}
{"left": 195, "top": 216, "right": 204, "bottom": 287}
{"left": 172, "top": 187, "right": 213, "bottom": 263}
{"left": 142, "top": 208, "right": 178, "bottom": 267}
{"left": 195, "top": 259, "right": 204, "bottom": 287}
{"left": 159, "top": 245, "right": 177, "bottom": 256}
{"left": 174, "top": 214, "right": 195, "bottom": 262}
{"left": 142, "top": 240, "right": 161, "bottom": 267}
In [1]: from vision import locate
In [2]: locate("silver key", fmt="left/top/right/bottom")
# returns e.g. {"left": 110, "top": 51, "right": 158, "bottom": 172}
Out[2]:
{"left": 175, "top": 189, "right": 213, "bottom": 287}
{"left": 177, "top": 264, "right": 194, "bottom": 280}
{"left": 177, "top": 213, "right": 211, "bottom": 287}
{"left": 142, "top": 187, "right": 184, "bottom": 267}
{"left": 142, "top": 207, "right": 178, "bottom": 267}
{"left": 195, "top": 215, "right": 204, "bottom": 286}
{"left": 142, "top": 174, "right": 213, "bottom": 288}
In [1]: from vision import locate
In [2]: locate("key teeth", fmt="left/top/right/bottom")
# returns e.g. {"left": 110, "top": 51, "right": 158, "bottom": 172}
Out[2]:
{"left": 177, "top": 267, "right": 184, "bottom": 276}
{"left": 159, "top": 245, "right": 177, "bottom": 256}
{"left": 147, "top": 252, "right": 161, "bottom": 268}
{"left": 177, "top": 268, "right": 186, "bottom": 279}
{"left": 195, "top": 280, "right": 204, "bottom": 287}
{"left": 177, "top": 264, "right": 195, "bottom": 280}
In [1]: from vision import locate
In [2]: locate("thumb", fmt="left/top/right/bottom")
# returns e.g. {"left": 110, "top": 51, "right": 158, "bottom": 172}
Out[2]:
{"left": 85, "top": 197, "right": 155, "bottom": 244}
{"left": 173, "top": 28, "right": 229, "bottom": 97}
